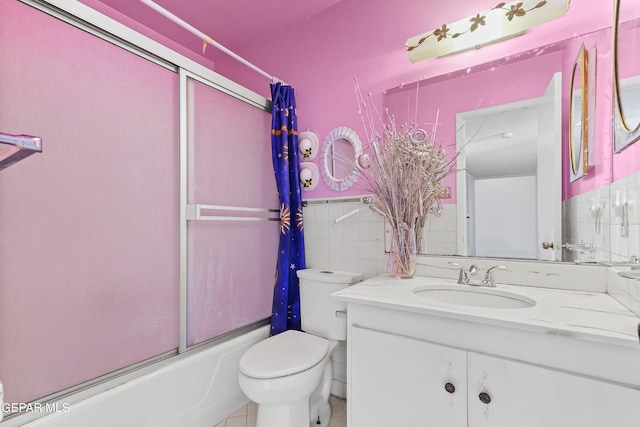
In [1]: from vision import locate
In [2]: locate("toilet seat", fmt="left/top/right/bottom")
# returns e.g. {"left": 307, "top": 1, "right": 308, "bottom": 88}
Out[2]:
{"left": 239, "top": 330, "right": 329, "bottom": 379}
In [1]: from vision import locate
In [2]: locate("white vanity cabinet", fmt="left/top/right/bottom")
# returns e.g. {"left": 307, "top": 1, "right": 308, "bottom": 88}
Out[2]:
{"left": 350, "top": 326, "right": 467, "bottom": 427}
{"left": 467, "top": 352, "right": 640, "bottom": 427}
{"left": 350, "top": 324, "right": 640, "bottom": 427}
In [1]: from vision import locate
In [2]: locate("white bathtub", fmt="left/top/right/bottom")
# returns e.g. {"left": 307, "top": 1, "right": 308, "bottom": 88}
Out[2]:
{"left": 5, "top": 326, "right": 268, "bottom": 427}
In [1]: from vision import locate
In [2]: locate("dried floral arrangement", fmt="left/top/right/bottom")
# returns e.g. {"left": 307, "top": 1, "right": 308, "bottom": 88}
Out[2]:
{"left": 352, "top": 81, "right": 457, "bottom": 276}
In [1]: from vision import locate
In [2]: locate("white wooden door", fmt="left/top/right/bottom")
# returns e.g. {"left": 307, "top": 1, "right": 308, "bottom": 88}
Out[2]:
{"left": 467, "top": 352, "right": 640, "bottom": 427}
{"left": 536, "top": 72, "right": 563, "bottom": 261}
{"left": 350, "top": 326, "right": 467, "bottom": 427}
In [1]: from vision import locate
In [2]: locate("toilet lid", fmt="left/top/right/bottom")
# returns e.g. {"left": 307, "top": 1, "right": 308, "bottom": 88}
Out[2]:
{"left": 239, "top": 330, "right": 330, "bottom": 379}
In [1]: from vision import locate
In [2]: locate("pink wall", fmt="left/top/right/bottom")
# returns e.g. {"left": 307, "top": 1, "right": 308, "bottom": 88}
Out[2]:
{"left": 214, "top": 0, "right": 619, "bottom": 200}
{"left": 74, "top": 0, "right": 640, "bottom": 197}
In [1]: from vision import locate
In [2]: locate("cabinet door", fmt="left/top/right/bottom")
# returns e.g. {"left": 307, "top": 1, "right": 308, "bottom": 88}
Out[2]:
{"left": 350, "top": 326, "right": 467, "bottom": 427}
{"left": 468, "top": 352, "right": 640, "bottom": 427}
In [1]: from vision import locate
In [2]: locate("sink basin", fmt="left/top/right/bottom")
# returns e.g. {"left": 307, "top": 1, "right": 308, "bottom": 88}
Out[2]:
{"left": 413, "top": 285, "right": 536, "bottom": 309}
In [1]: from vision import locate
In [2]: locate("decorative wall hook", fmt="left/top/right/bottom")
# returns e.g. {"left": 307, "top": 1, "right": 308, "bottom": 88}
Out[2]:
{"left": 298, "top": 131, "right": 319, "bottom": 160}
{"left": 613, "top": 190, "right": 629, "bottom": 237}
{"left": 299, "top": 162, "right": 319, "bottom": 191}
{"left": 589, "top": 198, "right": 604, "bottom": 233}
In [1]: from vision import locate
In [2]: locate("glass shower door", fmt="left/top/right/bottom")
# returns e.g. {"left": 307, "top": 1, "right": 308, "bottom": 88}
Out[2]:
{"left": 184, "top": 75, "right": 278, "bottom": 347}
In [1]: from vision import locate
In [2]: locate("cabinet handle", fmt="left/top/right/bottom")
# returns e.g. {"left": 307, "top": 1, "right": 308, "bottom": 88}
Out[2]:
{"left": 478, "top": 392, "right": 492, "bottom": 404}
{"left": 444, "top": 382, "right": 456, "bottom": 394}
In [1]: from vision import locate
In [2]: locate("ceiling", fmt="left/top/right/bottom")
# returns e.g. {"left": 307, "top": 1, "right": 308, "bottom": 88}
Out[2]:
{"left": 84, "top": 0, "right": 345, "bottom": 60}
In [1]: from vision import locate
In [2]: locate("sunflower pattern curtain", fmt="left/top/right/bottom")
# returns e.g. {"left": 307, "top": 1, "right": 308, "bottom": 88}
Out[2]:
{"left": 270, "top": 83, "right": 306, "bottom": 336}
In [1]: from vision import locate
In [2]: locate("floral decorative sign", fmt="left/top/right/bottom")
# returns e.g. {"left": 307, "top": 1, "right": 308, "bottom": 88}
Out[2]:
{"left": 406, "top": 0, "right": 570, "bottom": 62}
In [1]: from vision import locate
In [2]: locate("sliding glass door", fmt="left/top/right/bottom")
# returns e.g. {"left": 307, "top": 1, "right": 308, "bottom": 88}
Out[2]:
{"left": 0, "top": 2, "right": 277, "bottom": 410}
{"left": 0, "top": 1, "right": 179, "bottom": 405}
{"left": 184, "top": 75, "right": 277, "bottom": 346}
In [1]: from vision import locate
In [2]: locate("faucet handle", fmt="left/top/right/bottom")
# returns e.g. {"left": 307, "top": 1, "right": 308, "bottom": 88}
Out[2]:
{"left": 448, "top": 262, "right": 468, "bottom": 284}
{"left": 482, "top": 265, "right": 508, "bottom": 287}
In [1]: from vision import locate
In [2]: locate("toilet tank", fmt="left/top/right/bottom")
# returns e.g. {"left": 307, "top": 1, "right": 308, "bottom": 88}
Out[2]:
{"left": 297, "top": 268, "right": 363, "bottom": 340}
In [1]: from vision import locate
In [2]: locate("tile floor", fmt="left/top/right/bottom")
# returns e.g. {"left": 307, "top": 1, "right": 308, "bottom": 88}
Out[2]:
{"left": 214, "top": 396, "right": 347, "bottom": 427}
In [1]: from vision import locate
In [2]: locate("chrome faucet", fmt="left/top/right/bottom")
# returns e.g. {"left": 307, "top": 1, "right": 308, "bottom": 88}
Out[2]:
{"left": 449, "top": 262, "right": 508, "bottom": 287}
{"left": 448, "top": 262, "right": 468, "bottom": 284}
{"left": 482, "top": 265, "right": 508, "bottom": 287}
{"left": 448, "top": 262, "right": 479, "bottom": 285}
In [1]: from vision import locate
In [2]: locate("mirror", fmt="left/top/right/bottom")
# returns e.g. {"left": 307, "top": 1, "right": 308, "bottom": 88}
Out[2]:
{"left": 384, "top": 28, "right": 612, "bottom": 264}
{"left": 320, "top": 126, "right": 363, "bottom": 191}
{"left": 456, "top": 81, "right": 561, "bottom": 261}
{"left": 613, "top": 0, "right": 640, "bottom": 152}
{"left": 569, "top": 44, "right": 589, "bottom": 181}
{"left": 331, "top": 139, "right": 356, "bottom": 180}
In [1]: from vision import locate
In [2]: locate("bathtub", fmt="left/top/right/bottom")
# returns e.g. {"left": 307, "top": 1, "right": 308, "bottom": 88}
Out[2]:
{"left": 4, "top": 326, "right": 268, "bottom": 427}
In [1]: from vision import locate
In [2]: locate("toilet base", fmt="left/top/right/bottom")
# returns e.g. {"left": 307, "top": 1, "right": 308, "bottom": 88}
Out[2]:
{"left": 238, "top": 338, "right": 340, "bottom": 427}
{"left": 309, "top": 357, "right": 334, "bottom": 426}
{"left": 256, "top": 396, "right": 309, "bottom": 427}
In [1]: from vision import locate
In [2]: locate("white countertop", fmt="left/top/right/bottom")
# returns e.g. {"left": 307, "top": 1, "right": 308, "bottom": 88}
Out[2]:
{"left": 332, "top": 275, "right": 640, "bottom": 349}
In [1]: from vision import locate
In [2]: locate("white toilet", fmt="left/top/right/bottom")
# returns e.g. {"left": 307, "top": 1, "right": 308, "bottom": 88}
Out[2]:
{"left": 238, "top": 268, "right": 363, "bottom": 427}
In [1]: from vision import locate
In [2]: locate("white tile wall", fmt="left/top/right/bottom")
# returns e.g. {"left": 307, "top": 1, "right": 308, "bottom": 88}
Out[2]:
{"left": 603, "top": 171, "right": 640, "bottom": 315}
{"left": 562, "top": 185, "right": 610, "bottom": 264}
{"left": 608, "top": 172, "right": 640, "bottom": 263}
{"left": 303, "top": 199, "right": 385, "bottom": 398}
{"left": 422, "top": 204, "right": 457, "bottom": 256}
{"left": 563, "top": 169, "right": 640, "bottom": 316}
{"left": 303, "top": 200, "right": 386, "bottom": 279}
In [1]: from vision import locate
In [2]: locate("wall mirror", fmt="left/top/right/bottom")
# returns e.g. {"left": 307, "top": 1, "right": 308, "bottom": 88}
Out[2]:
{"left": 569, "top": 43, "right": 589, "bottom": 181}
{"left": 613, "top": 0, "right": 640, "bottom": 152}
{"left": 383, "top": 27, "right": 613, "bottom": 264}
{"left": 456, "top": 77, "right": 561, "bottom": 261}
{"left": 320, "top": 126, "right": 363, "bottom": 191}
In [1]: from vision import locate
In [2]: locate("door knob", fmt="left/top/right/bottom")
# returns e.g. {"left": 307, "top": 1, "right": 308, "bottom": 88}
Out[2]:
{"left": 444, "top": 382, "right": 456, "bottom": 394}
{"left": 541, "top": 241, "right": 554, "bottom": 250}
{"left": 478, "top": 391, "right": 492, "bottom": 404}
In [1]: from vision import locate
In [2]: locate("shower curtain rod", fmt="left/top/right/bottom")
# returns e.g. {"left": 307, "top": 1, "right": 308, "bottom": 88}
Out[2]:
{"left": 139, "top": 0, "right": 286, "bottom": 85}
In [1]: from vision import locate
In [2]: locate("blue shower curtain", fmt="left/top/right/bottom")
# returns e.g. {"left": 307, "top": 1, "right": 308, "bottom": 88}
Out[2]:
{"left": 270, "top": 83, "right": 306, "bottom": 335}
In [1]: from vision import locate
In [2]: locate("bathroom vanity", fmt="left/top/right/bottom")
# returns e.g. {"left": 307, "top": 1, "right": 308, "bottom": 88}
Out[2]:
{"left": 332, "top": 275, "right": 640, "bottom": 427}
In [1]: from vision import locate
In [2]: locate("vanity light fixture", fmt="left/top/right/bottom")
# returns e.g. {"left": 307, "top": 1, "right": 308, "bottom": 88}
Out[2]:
{"left": 406, "top": 0, "right": 570, "bottom": 62}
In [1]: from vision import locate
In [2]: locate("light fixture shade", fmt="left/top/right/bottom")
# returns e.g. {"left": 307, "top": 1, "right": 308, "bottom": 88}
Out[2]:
{"left": 406, "top": 0, "right": 570, "bottom": 62}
